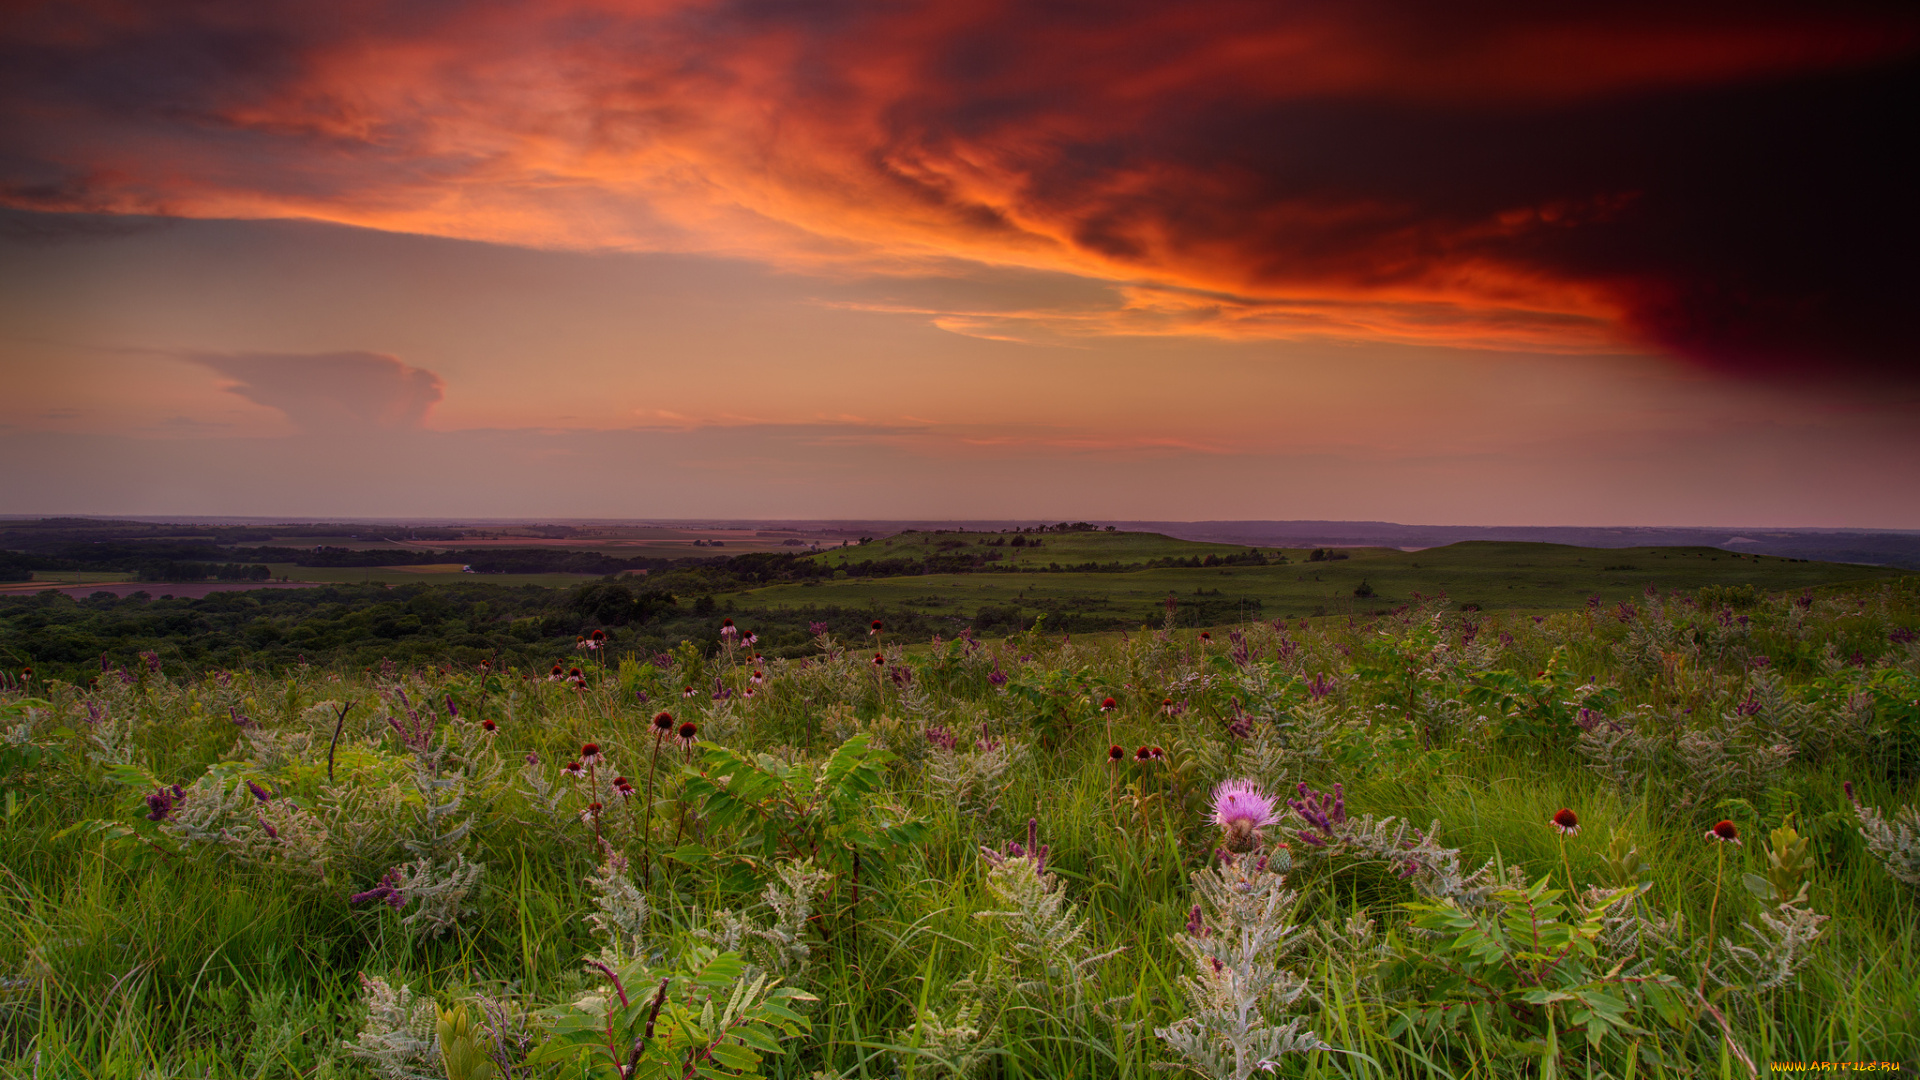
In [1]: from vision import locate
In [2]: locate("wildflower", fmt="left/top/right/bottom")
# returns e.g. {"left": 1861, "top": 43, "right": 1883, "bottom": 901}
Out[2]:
{"left": 870, "top": 619, "right": 884, "bottom": 635}
{"left": 349, "top": 871, "right": 406, "bottom": 911}
{"left": 145, "top": 785, "right": 184, "bottom": 821}
{"left": 1211, "top": 779, "right": 1279, "bottom": 853}
{"left": 481, "top": 718, "right": 498, "bottom": 735}
{"left": 872, "top": 653, "right": 886, "bottom": 668}
{"left": 1225, "top": 713, "right": 1253, "bottom": 739}
{"left": 1100, "top": 696, "right": 1117, "bottom": 711}
{"left": 1107, "top": 744, "right": 1125, "bottom": 763}
{"left": 1551, "top": 808, "right": 1580, "bottom": 836}
{"left": 1844, "top": 780, "right": 1857, "bottom": 804}
{"left": 563, "top": 760, "right": 584, "bottom": 778}
{"left": 576, "top": 635, "right": 588, "bottom": 650}
{"left": 1707, "top": 820, "right": 1741, "bottom": 844}
{"left": 257, "top": 815, "right": 279, "bottom": 840}
{"left": 652, "top": 711, "right": 675, "bottom": 737}
{"left": 590, "top": 628, "right": 607, "bottom": 648}
{"left": 567, "top": 666, "right": 586, "bottom": 686}
{"left": 744, "top": 632, "right": 758, "bottom": 646}
{"left": 1186, "top": 903, "right": 1208, "bottom": 937}
{"left": 581, "top": 801, "right": 604, "bottom": 823}
{"left": 581, "top": 743, "right": 603, "bottom": 766}
{"left": 682, "top": 685, "right": 696, "bottom": 698}
{"left": 988, "top": 664, "right": 1008, "bottom": 688}
{"left": 613, "top": 776, "right": 635, "bottom": 798}
{"left": 1198, "top": 631, "right": 1211, "bottom": 643}
{"left": 1149, "top": 746, "right": 1166, "bottom": 761}
{"left": 247, "top": 780, "right": 273, "bottom": 803}
{"left": 928, "top": 726, "right": 958, "bottom": 751}
{"left": 525, "top": 751, "right": 540, "bottom": 765}
{"left": 1135, "top": 746, "right": 1154, "bottom": 763}
{"left": 677, "top": 720, "right": 699, "bottom": 747}
{"left": 549, "top": 664, "right": 564, "bottom": 680}
{"left": 750, "top": 669, "right": 765, "bottom": 685}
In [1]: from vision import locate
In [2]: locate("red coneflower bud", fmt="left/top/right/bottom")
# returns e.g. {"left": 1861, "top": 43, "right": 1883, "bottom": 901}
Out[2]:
{"left": 1101, "top": 697, "right": 1117, "bottom": 711}
{"left": 1107, "top": 744, "right": 1125, "bottom": 763}
{"left": 652, "top": 710, "right": 674, "bottom": 734}
{"left": 677, "top": 721, "right": 699, "bottom": 745}
{"left": 1551, "top": 808, "right": 1580, "bottom": 836}
{"left": 1135, "top": 746, "right": 1153, "bottom": 762}
{"left": 1707, "top": 820, "right": 1741, "bottom": 844}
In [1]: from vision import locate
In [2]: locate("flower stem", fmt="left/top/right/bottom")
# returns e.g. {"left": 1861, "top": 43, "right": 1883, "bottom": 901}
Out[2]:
{"left": 1698, "top": 842, "right": 1726, "bottom": 997}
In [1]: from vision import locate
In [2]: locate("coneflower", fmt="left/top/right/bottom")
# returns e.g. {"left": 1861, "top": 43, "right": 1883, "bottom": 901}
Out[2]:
{"left": 1135, "top": 746, "right": 1154, "bottom": 763}
{"left": 1551, "top": 808, "right": 1581, "bottom": 893}
{"left": 481, "top": 718, "right": 498, "bottom": 735}
{"left": 870, "top": 619, "right": 884, "bottom": 635}
{"left": 1107, "top": 744, "right": 1125, "bottom": 763}
{"left": 642, "top": 711, "right": 674, "bottom": 887}
{"left": 1100, "top": 696, "right": 1117, "bottom": 711}
{"left": 1700, "top": 819, "right": 1741, "bottom": 994}
{"left": 581, "top": 743, "right": 604, "bottom": 766}
{"left": 677, "top": 720, "right": 699, "bottom": 753}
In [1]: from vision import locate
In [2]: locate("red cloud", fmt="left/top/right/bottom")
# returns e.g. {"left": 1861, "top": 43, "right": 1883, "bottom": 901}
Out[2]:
{"left": 4, "top": 0, "right": 1915, "bottom": 372}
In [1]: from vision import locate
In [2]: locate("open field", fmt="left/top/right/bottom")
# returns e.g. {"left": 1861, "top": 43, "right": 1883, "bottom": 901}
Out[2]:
{"left": 748, "top": 535, "right": 1907, "bottom": 626}
{"left": 1, "top": 583, "right": 1916, "bottom": 1076}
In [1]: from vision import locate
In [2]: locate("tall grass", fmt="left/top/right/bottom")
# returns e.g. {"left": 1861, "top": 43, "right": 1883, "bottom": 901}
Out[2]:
{"left": 1, "top": 583, "right": 1917, "bottom": 1077}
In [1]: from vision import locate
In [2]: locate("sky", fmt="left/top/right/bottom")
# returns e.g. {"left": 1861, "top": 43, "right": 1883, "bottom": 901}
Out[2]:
{"left": 1, "top": 0, "right": 1916, "bottom": 526}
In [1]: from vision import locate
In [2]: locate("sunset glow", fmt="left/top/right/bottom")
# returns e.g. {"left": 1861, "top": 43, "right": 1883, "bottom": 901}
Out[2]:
{"left": 3, "top": 1, "right": 1915, "bottom": 523}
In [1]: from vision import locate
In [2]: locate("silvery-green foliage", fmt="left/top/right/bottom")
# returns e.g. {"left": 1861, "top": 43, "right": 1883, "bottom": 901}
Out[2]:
{"left": 1719, "top": 897, "right": 1830, "bottom": 992}
{"left": 1293, "top": 809, "right": 1515, "bottom": 910}
{"left": 344, "top": 974, "right": 440, "bottom": 1080}
{"left": 1154, "top": 859, "right": 1326, "bottom": 1080}
{"left": 165, "top": 771, "right": 332, "bottom": 887}
{"left": 891, "top": 998, "right": 992, "bottom": 1078}
{"left": 695, "top": 860, "right": 831, "bottom": 980}
{"left": 1673, "top": 714, "right": 1794, "bottom": 810}
{"left": 82, "top": 707, "right": 136, "bottom": 768}
{"left": 584, "top": 851, "right": 650, "bottom": 963}
{"left": 927, "top": 738, "right": 1027, "bottom": 820}
{"left": 1851, "top": 797, "right": 1920, "bottom": 889}
{"left": 1584, "top": 884, "right": 1688, "bottom": 973}
{"left": 232, "top": 724, "right": 314, "bottom": 771}
{"left": 512, "top": 755, "right": 577, "bottom": 846}
{"left": 319, "top": 778, "right": 413, "bottom": 880}
{"left": 402, "top": 742, "right": 478, "bottom": 863}
{"left": 395, "top": 854, "right": 485, "bottom": 938}
{"left": 972, "top": 851, "right": 1123, "bottom": 1016}
{"left": 1576, "top": 709, "right": 1663, "bottom": 795}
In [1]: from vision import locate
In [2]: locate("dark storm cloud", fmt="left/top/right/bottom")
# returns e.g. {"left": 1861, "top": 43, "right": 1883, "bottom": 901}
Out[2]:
{"left": 1, "top": 0, "right": 1914, "bottom": 375}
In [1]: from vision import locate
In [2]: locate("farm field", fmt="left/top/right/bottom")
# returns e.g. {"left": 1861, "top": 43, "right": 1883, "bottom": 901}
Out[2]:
{"left": 746, "top": 534, "right": 1905, "bottom": 626}
{"left": 1, "top": 581, "right": 1917, "bottom": 1077}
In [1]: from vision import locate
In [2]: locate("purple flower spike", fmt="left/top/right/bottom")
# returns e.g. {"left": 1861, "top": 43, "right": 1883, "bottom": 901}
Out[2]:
{"left": 1186, "top": 904, "right": 1207, "bottom": 937}
{"left": 1287, "top": 781, "right": 1348, "bottom": 847}
{"left": 257, "top": 815, "right": 279, "bottom": 840}
{"left": 246, "top": 780, "right": 272, "bottom": 802}
{"left": 445, "top": 695, "right": 458, "bottom": 718}
{"left": 349, "top": 870, "right": 407, "bottom": 911}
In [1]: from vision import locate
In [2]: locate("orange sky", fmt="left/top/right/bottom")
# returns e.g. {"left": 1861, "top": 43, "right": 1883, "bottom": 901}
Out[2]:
{"left": 1, "top": 1, "right": 1916, "bottom": 523}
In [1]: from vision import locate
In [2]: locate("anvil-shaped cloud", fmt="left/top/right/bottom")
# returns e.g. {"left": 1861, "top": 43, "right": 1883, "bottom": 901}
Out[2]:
{"left": 3, "top": 0, "right": 1914, "bottom": 376}
{"left": 190, "top": 351, "right": 444, "bottom": 432}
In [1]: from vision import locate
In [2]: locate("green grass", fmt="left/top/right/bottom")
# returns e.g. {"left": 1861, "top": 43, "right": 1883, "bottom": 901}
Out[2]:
{"left": 2, "top": 579, "right": 1918, "bottom": 1076}
{"left": 756, "top": 535, "right": 1904, "bottom": 624}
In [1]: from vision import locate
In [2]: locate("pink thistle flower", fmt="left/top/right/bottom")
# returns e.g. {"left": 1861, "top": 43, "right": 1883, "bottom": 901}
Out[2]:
{"left": 1212, "top": 779, "right": 1279, "bottom": 853}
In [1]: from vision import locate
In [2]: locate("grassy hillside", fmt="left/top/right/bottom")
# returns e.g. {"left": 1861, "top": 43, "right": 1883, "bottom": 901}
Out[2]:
{"left": 2, "top": 584, "right": 1916, "bottom": 1075}
{"left": 744, "top": 532, "right": 1905, "bottom": 627}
